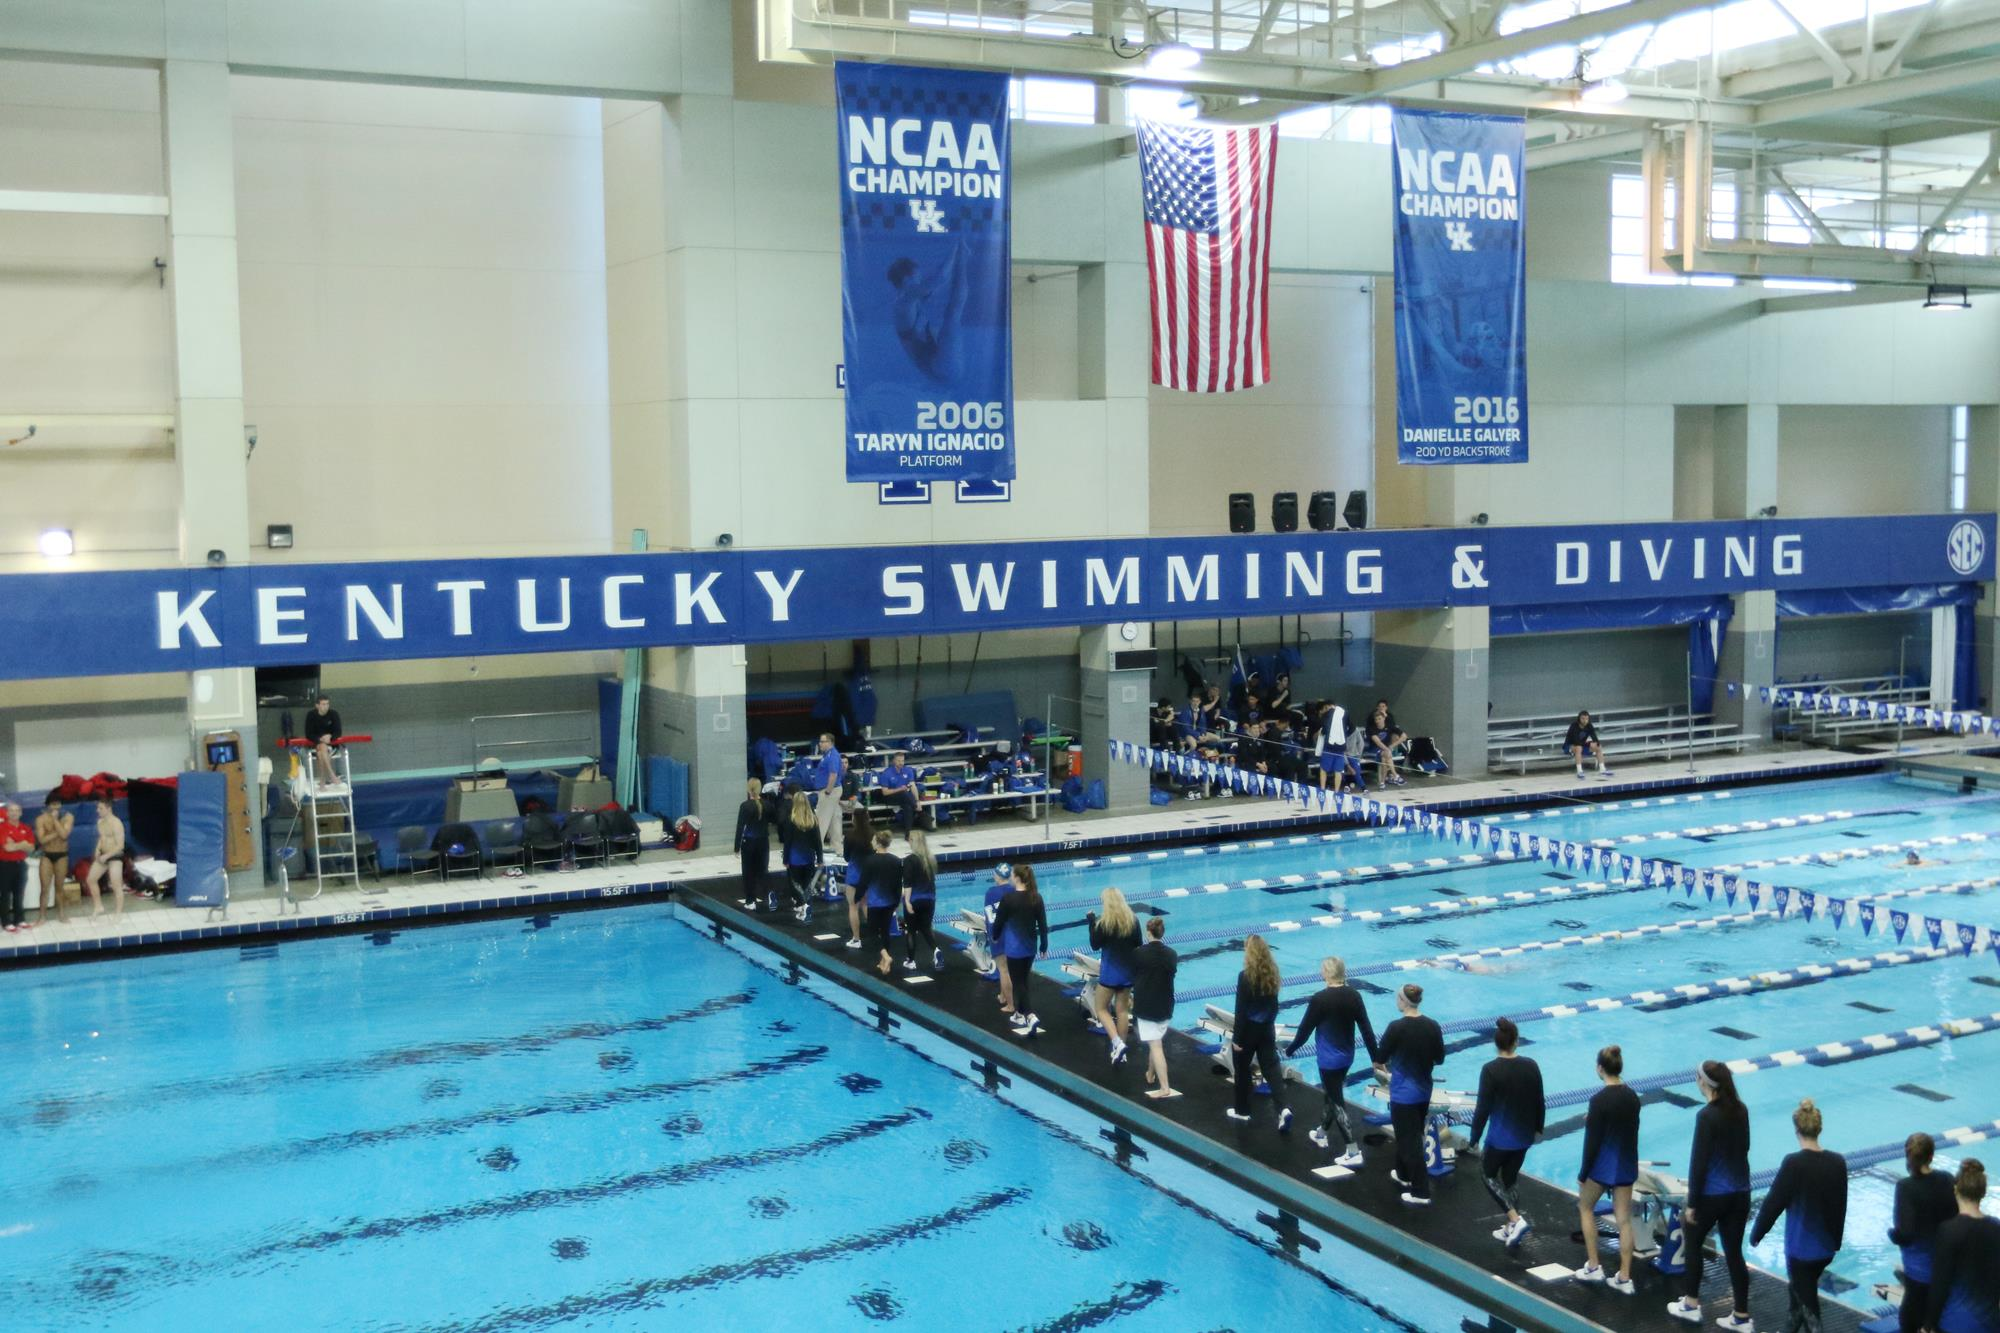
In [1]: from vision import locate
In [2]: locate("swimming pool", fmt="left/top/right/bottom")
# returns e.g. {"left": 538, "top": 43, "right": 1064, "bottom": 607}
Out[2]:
{"left": 0, "top": 903, "right": 1483, "bottom": 1331}
{"left": 936, "top": 772, "right": 2000, "bottom": 1297}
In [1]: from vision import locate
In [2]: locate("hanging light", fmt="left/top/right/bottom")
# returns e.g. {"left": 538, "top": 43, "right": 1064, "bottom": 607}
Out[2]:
{"left": 1146, "top": 41, "right": 1201, "bottom": 75}
{"left": 38, "top": 528, "right": 73, "bottom": 557}
{"left": 1924, "top": 283, "right": 1971, "bottom": 312}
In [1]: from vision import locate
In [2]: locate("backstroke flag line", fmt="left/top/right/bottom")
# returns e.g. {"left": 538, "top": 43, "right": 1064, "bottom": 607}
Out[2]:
{"left": 1137, "top": 119, "right": 1278, "bottom": 393}
{"left": 836, "top": 62, "right": 1016, "bottom": 485}
{"left": 1391, "top": 109, "right": 1529, "bottom": 465}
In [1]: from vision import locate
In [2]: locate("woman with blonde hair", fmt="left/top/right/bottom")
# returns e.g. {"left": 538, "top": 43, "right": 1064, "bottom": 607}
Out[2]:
{"left": 1225, "top": 935, "right": 1292, "bottom": 1132}
{"left": 900, "top": 828, "right": 941, "bottom": 972}
{"left": 1750, "top": 1098, "right": 1848, "bottom": 1333}
{"left": 1285, "top": 956, "right": 1377, "bottom": 1166}
{"left": 1086, "top": 886, "right": 1142, "bottom": 1063}
{"left": 778, "top": 790, "right": 821, "bottom": 923}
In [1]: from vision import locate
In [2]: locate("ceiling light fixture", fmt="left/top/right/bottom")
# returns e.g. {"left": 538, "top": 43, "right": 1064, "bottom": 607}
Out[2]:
{"left": 1923, "top": 283, "right": 1971, "bottom": 312}
{"left": 38, "top": 528, "right": 73, "bottom": 558}
{"left": 1145, "top": 41, "right": 1201, "bottom": 75}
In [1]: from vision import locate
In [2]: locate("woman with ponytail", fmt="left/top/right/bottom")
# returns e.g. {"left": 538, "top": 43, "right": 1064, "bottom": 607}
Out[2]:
{"left": 1751, "top": 1098, "right": 1848, "bottom": 1333}
{"left": 1669, "top": 1060, "right": 1752, "bottom": 1328}
{"left": 1925, "top": 1157, "right": 2000, "bottom": 1333}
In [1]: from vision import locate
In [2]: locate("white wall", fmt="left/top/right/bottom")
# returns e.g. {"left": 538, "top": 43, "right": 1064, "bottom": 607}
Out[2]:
{"left": 232, "top": 76, "right": 613, "bottom": 561}
{"left": 1777, "top": 406, "right": 1949, "bottom": 517}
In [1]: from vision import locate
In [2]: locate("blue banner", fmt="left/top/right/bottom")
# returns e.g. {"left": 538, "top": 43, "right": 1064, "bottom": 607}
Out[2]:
{"left": 836, "top": 62, "right": 1015, "bottom": 486}
{"left": 1391, "top": 109, "right": 1528, "bottom": 466}
{"left": 0, "top": 514, "right": 1988, "bottom": 681}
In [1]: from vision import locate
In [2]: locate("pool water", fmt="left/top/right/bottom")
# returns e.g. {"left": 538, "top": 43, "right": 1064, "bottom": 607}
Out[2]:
{"left": 0, "top": 905, "right": 1477, "bottom": 1332}
{"left": 938, "top": 773, "right": 2000, "bottom": 1296}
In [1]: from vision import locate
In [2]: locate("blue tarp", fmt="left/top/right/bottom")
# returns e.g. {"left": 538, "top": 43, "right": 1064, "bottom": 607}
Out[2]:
{"left": 1775, "top": 583, "right": 1980, "bottom": 618}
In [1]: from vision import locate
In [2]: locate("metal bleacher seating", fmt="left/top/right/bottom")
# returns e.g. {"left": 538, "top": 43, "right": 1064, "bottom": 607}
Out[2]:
{"left": 1773, "top": 674, "right": 1932, "bottom": 745}
{"left": 1486, "top": 703, "right": 1757, "bottom": 774}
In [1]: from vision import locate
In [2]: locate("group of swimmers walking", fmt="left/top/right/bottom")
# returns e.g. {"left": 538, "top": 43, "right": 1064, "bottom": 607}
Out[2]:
{"left": 738, "top": 834, "right": 1999, "bottom": 1333}
{"left": 1073, "top": 911, "right": 1999, "bottom": 1333}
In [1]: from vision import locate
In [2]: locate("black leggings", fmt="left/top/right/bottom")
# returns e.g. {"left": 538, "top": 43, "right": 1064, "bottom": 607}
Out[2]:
{"left": 1231, "top": 1024, "right": 1286, "bottom": 1117}
{"left": 785, "top": 862, "right": 815, "bottom": 910}
{"left": 1005, "top": 954, "right": 1035, "bottom": 1018}
{"left": 1390, "top": 1100, "right": 1431, "bottom": 1198}
{"left": 1898, "top": 1278, "right": 1930, "bottom": 1333}
{"left": 1317, "top": 1065, "right": 1354, "bottom": 1149}
{"left": 739, "top": 842, "right": 769, "bottom": 905}
{"left": 866, "top": 905, "right": 896, "bottom": 955}
{"left": 1482, "top": 1146, "right": 1526, "bottom": 1215}
{"left": 903, "top": 898, "right": 937, "bottom": 961}
{"left": 1683, "top": 1192, "right": 1750, "bottom": 1314}
{"left": 1786, "top": 1257, "right": 1829, "bottom": 1333}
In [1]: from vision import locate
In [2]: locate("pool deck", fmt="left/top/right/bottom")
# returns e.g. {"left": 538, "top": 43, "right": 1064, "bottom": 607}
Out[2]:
{"left": 674, "top": 873, "right": 1882, "bottom": 1333}
{"left": 0, "top": 735, "right": 1974, "bottom": 967}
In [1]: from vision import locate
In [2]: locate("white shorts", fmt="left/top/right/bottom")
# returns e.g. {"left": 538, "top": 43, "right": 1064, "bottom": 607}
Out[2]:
{"left": 1136, "top": 1018, "right": 1171, "bottom": 1044}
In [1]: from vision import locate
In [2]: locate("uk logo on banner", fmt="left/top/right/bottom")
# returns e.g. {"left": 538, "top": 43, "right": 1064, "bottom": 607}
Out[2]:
{"left": 1959, "top": 922, "right": 1980, "bottom": 955}
{"left": 1927, "top": 917, "right": 1947, "bottom": 949}
{"left": 1772, "top": 886, "right": 1791, "bottom": 915}
{"left": 1829, "top": 897, "right": 1847, "bottom": 928}
{"left": 1891, "top": 909, "right": 1911, "bottom": 943}
{"left": 1859, "top": 901, "right": 1876, "bottom": 935}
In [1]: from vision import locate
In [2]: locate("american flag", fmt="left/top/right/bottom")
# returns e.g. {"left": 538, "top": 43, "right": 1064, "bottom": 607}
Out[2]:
{"left": 1137, "top": 119, "right": 1279, "bottom": 393}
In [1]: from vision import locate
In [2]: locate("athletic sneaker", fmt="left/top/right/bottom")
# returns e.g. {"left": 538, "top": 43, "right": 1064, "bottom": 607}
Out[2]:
{"left": 1009, "top": 1012, "right": 1029, "bottom": 1028}
{"left": 1714, "top": 1314, "right": 1754, "bottom": 1332}
{"left": 738, "top": 898, "right": 756, "bottom": 909}
{"left": 1390, "top": 775, "right": 1407, "bottom": 787}
{"left": 1277, "top": 1107, "right": 1294, "bottom": 1132}
{"left": 1491, "top": 1225, "right": 1510, "bottom": 1240}
{"left": 1335, "top": 1148, "right": 1364, "bottom": 1168}
{"left": 901, "top": 958, "right": 917, "bottom": 971}
{"left": 1009, "top": 1015, "right": 1040, "bottom": 1038}
{"left": 1108, "top": 1038, "right": 1127, "bottom": 1064}
{"left": 1607, "top": 1275, "right": 1635, "bottom": 1296}
{"left": 1399, "top": 1192, "right": 1430, "bottom": 1206}
{"left": 843, "top": 938, "right": 861, "bottom": 950}
{"left": 1575, "top": 769, "right": 1586, "bottom": 779}
{"left": 1666, "top": 1299, "right": 1702, "bottom": 1324}
{"left": 1502, "top": 1216, "right": 1531, "bottom": 1246}
{"left": 794, "top": 905, "right": 810, "bottom": 923}
{"left": 1600, "top": 768, "right": 1615, "bottom": 778}
{"left": 1389, "top": 1170, "right": 1408, "bottom": 1188}
{"left": 1308, "top": 1128, "right": 1329, "bottom": 1149}
{"left": 1573, "top": 1264, "right": 1605, "bottom": 1284}
{"left": 1225, "top": 1109, "right": 1252, "bottom": 1122}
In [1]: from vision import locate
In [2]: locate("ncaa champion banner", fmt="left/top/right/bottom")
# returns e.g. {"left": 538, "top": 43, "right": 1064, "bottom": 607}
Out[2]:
{"left": 1391, "top": 109, "right": 1528, "bottom": 465}
{"left": 836, "top": 62, "right": 1015, "bottom": 485}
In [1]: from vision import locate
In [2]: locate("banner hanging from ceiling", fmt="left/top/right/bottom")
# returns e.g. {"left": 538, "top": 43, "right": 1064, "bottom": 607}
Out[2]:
{"left": 835, "top": 61, "right": 1016, "bottom": 487}
{"left": 1391, "top": 109, "right": 1529, "bottom": 466}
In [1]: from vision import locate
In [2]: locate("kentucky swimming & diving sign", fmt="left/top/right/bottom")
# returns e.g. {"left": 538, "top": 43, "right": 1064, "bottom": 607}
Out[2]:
{"left": 0, "top": 515, "right": 1989, "bottom": 681}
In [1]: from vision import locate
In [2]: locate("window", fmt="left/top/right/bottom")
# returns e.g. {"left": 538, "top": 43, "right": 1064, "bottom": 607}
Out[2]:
{"left": 1608, "top": 174, "right": 1735, "bottom": 286}
{"left": 1951, "top": 406, "right": 1970, "bottom": 512}
{"left": 1008, "top": 77, "right": 1094, "bottom": 124}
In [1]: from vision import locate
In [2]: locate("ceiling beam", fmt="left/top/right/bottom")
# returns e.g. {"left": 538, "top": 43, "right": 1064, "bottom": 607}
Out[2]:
{"left": 1767, "top": 0, "right": 1856, "bottom": 85}
{"left": 1752, "top": 53, "right": 2000, "bottom": 126}
{"left": 1722, "top": 11, "right": 2000, "bottom": 99}
{"left": 1350, "top": 0, "right": 1718, "bottom": 98}
{"left": 1525, "top": 128, "right": 1649, "bottom": 168}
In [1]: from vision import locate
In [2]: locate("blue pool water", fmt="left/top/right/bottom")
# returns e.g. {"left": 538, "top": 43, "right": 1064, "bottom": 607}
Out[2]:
{"left": 0, "top": 905, "right": 1478, "bottom": 1331}
{"left": 938, "top": 773, "right": 2000, "bottom": 1295}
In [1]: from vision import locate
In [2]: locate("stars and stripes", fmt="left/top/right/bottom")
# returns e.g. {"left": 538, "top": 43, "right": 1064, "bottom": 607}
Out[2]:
{"left": 1136, "top": 119, "right": 1278, "bottom": 393}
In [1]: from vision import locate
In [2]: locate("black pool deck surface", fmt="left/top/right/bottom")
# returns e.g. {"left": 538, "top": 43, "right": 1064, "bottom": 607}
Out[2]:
{"left": 679, "top": 878, "right": 1879, "bottom": 1333}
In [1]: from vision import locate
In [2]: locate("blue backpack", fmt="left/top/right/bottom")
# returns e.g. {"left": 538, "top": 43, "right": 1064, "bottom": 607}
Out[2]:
{"left": 1060, "top": 776, "right": 1088, "bottom": 813}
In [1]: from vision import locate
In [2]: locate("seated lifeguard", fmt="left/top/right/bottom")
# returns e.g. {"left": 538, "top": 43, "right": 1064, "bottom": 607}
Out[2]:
{"left": 877, "top": 750, "right": 924, "bottom": 832}
{"left": 305, "top": 696, "right": 344, "bottom": 786}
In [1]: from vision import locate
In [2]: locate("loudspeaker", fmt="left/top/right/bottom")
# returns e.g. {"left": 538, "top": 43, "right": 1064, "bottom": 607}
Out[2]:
{"left": 1271, "top": 491, "right": 1298, "bottom": 533}
{"left": 1307, "top": 491, "right": 1339, "bottom": 532}
{"left": 1228, "top": 492, "right": 1255, "bottom": 533}
{"left": 1342, "top": 489, "right": 1369, "bottom": 531}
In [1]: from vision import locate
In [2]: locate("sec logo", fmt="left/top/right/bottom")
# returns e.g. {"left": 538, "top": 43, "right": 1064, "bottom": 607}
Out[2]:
{"left": 1947, "top": 520, "right": 1986, "bottom": 576}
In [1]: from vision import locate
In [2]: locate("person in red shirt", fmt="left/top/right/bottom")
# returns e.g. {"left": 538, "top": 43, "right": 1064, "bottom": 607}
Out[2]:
{"left": 0, "top": 801, "right": 34, "bottom": 933}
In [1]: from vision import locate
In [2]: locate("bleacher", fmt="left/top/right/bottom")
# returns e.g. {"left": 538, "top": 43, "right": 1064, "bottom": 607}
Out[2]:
{"left": 1774, "top": 674, "right": 1931, "bottom": 746}
{"left": 1486, "top": 703, "right": 1757, "bottom": 774}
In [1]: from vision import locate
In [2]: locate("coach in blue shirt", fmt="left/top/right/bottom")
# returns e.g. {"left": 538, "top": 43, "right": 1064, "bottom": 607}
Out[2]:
{"left": 877, "top": 750, "right": 923, "bottom": 832}
{"left": 812, "top": 733, "right": 846, "bottom": 851}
